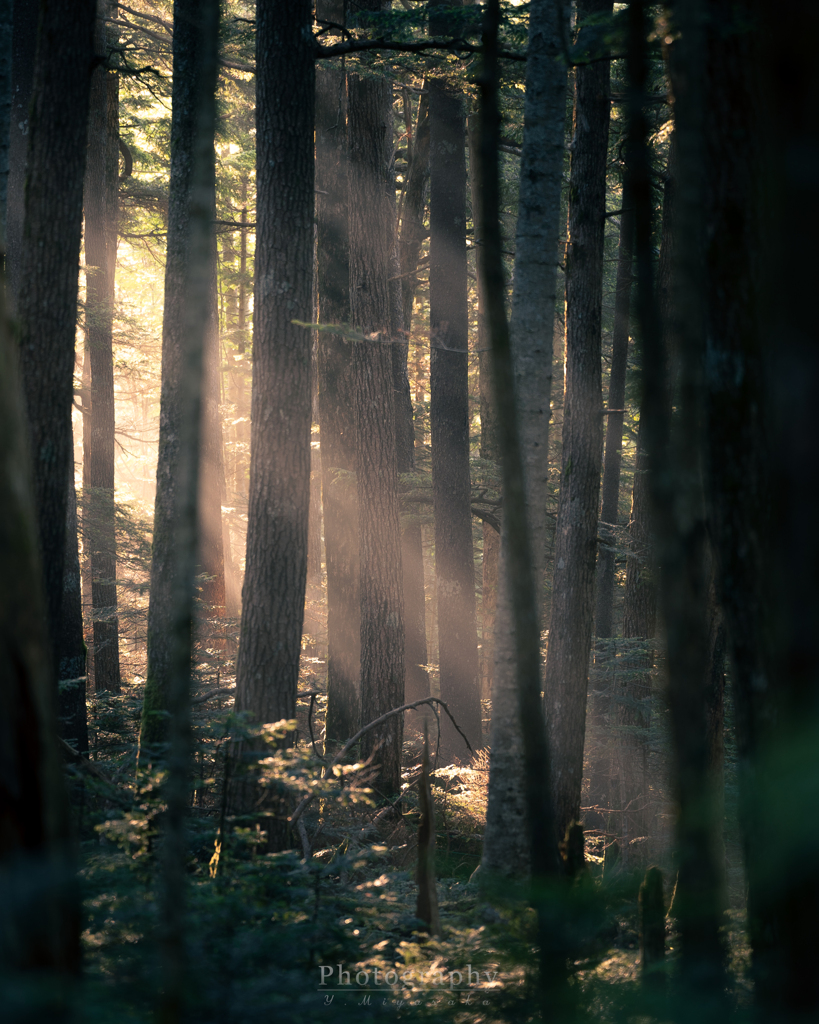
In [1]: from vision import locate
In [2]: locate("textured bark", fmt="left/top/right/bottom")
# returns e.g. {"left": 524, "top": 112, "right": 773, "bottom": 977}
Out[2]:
{"left": 544, "top": 0, "right": 611, "bottom": 843}
{"left": 0, "top": 260, "right": 80, "bottom": 979}
{"left": 428, "top": 13, "right": 482, "bottom": 758}
{"left": 84, "top": 1, "right": 122, "bottom": 692}
{"left": 315, "top": 25, "right": 360, "bottom": 743}
{"left": 5, "top": 0, "right": 37, "bottom": 304}
{"left": 57, "top": 469, "right": 88, "bottom": 755}
{"left": 482, "top": 0, "right": 567, "bottom": 878}
{"left": 234, "top": 0, "right": 314, "bottom": 734}
{"left": 477, "top": 3, "right": 567, "bottom": 1008}
{"left": 349, "top": 15, "right": 405, "bottom": 796}
{"left": 594, "top": 186, "right": 634, "bottom": 640}
{"left": 396, "top": 86, "right": 430, "bottom": 712}
{"left": 468, "top": 110, "right": 499, "bottom": 705}
{"left": 140, "top": 0, "right": 221, "bottom": 764}
{"left": 630, "top": 0, "right": 726, "bottom": 995}
{"left": 17, "top": 0, "right": 95, "bottom": 672}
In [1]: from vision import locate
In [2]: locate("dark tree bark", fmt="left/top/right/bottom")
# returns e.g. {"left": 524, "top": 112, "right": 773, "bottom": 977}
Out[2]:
{"left": 544, "top": 0, "right": 612, "bottom": 843}
{"left": 233, "top": 0, "right": 315, "bottom": 741}
{"left": 629, "top": 0, "right": 727, "bottom": 997}
{"left": 84, "top": 0, "right": 122, "bottom": 693}
{"left": 315, "top": 9, "right": 360, "bottom": 742}
{"left": 349, "top": 3, "right": 405, "bottom": 797}
{"left": 139, "top": 0, "right": 222, "bottom": 765}
{"left": 429, "top": 0, "right": 481, "bottom": 758}
{"left": 57, "top": 468, "right": 89, "bottom": 755}
{"left": 594, "top": 184, "right": 634, "bottom": 641}
{"left": 0, "top": 262, "right": 80, "bottom": 982}
{"left": 17, "top": 0, "right": 96, "bottom": 669}
{"left": 398, "top": 88, "right": 429, "bottom": 332}
{"left": 5, "top": 0, "right": 37, "bottom": 303}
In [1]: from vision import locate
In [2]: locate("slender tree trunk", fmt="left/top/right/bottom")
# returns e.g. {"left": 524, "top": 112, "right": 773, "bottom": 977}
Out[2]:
{"left": 396, "top": 85, "right": 430, "bottom": 712}
{"left": 467, "top": 110, "right": 499, "bottom": 707}
{"left": 429, "top": 0, "right": 481, "bottom": 758}
{"left": 544, "top": 0, "right": 612, "bottom": 844}
{"left": 349, "top": 6, "right": 405, "bottom": 796}
{"left": 234, "top": 0, "right": 314, "bottom": 743}
{"left": 0, "top": 256, "right": 80, "bottom": 983}
{"left": 84, "top": 0, "right": 122, "bottom": 692}
{"left": 594, "top": 185, "right": 634, "bottom": 641}
{"left": 198, "top": 245, "right": 227, "bottom": 631}
{"left": 17, "top": 0, "right": 96, "bottom": 671}
{"left": 482, "top": 0, "right": 567, "bottom": 878}
{"left": 57, "top": 468, "right": 89, "bottom": 755}
{"left": 139, "top": 0, "right": 222, "bottom": 766}
{"left": 478, "top": 3, "right": 567, "bottom": 1011}
{"left": 0, "top": 0, "right": 11, "bottom": 244}
{"left": 315, "top": 9, "right": 360, "bottom": 743}
{"left": 629, "top": 0, "right": 727, "bottom": 998}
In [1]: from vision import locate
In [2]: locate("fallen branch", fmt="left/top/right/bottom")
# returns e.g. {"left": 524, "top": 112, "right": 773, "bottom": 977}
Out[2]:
{"left": 289, "top": 697, "right": 473, "bottom": 827}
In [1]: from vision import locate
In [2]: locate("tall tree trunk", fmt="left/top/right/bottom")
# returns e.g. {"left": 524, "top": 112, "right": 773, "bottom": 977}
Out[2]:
{"left": 84, "top": 0, "right": 122, "bottom": 693}
{"left": 234, "top": 0, "right": 314, "bottom": 743}
{"left": 396, "top": 85, "right": 430, "bottom": 712}
{"left": 429, "top": 0, "right": 481, "bottom": 758}
{"left": 477, "top": 2, "right": 568, "bottom": 1011}
{"left": 544, "top": 0, "right": 612, "bottom": 844}
{"left": 349, "top": 3, "right": 405, "bottom": 797}
{"left": 481, "top": 0, "right": 567, "bottom": 878}
{"left": 594, "top": 185, "right": 634, "bottom": 641}
{"left": 629, "top": 0, "right": 727, "bottom": 997}
{"left": 468, "top": 109, "right": 499, "bottom": 708}
{"left": 139, "top": 0, "right": 222, "bottom": 765}
{"left": 17, "top": 0, "right": 96, "bottom": 671}
{"left": 0, "top": 256, "right": 80, "bottom": 984}
{"left": 0, "top": 0, "right": 11, "bottom": 244}
{"left": 315, "top": 6, "right": 360, "bottom": 743}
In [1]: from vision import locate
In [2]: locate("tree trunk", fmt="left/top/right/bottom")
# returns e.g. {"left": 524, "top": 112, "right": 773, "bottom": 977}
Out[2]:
{"left": 57, "top": 468, "right": 89, "bottom": 755}
{"left": 0, "top": 0, "right": 11, "bottom": 244}
{"left": 594, "top": 185, "right": 634, "bottom": 641}
{"left": 629, "top": 0, "right": 727, "bottom": 996}
{"left": 139, "top": 0, "right": 222, "bottom": 765}
{"left": 429, "top": 0, "right": 481, "bottom": 758}
{"left": 477, "top": 2, "right": 567, "bottom": 1010}
{"left": 0, "top": 251, "right": 80, "bottom": 982}
{"left": 17, "top": 0, "right": 96, "bottom": 674}
{"left": 349, "top": 8, "right": 405, "bottom": 797}
{"left": 481, "top": 0, "right": 567, "bottom": 878}
{"left": 544, "top": 0, "right": 612, "bottom": 844}
{"left": 84, "top": 0, "right": 122, "bottom": 693}
{"left": 396, "top": 84, "right": 430, "bottom": 713}
{"left": 234, "top": 0, "right": 314, "bottom": 742}
{"left": 315, "top": 12, "right": 360, "bottom": 743}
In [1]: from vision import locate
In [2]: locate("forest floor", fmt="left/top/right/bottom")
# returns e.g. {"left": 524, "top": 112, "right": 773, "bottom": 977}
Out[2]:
{"left": 65, "top": 670, "right": 753, "bottom": 1024}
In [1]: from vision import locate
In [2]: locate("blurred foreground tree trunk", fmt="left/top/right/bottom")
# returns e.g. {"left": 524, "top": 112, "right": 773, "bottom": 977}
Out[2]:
{"left": 0, "top": 262, "right": 81, "bottom": 990}
{"left": 482, "top": 0, "right": 567, "bottom": 878}
{"left": 544, "top": 0, "right": 612, "bottom": 844}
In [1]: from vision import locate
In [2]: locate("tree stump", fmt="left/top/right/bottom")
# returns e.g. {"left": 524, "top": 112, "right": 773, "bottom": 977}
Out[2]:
{"left": 639, "top": 865, "right": 665, "bottom": 983}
